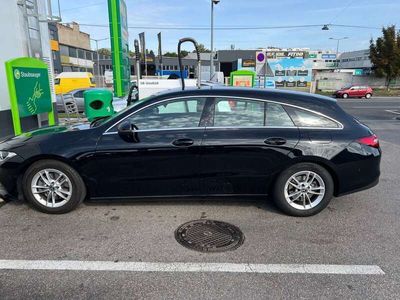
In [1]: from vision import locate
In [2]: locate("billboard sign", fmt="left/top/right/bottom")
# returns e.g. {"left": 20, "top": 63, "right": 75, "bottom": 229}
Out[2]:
{"left": 5, "top": 57, "right": 55, "bottom": 135}
{"left": 108, "top": 0, "right": 130, "bottom": 97}
{"left": 266, "top": 58, "right": 312, "bottom": 89}
{"left": 321, "top": 53, "right": 337, "bottom": 60}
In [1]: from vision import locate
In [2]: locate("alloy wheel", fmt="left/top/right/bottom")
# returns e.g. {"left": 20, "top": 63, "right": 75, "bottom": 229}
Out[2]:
{"left": 31, "top": 168, "right": 72, "bottom": 208}
{"left": 284, "top": 171, "right": 326, "bottom": 210}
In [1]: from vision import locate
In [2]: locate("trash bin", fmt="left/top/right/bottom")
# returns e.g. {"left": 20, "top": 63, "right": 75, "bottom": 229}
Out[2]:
{"left": 83, "top": 89, "right": 114, "bottom": 122}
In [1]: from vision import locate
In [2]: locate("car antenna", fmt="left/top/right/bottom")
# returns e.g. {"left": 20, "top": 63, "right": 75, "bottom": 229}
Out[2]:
{"left": 177, "top": 38, "right": 201, "bottom": 90}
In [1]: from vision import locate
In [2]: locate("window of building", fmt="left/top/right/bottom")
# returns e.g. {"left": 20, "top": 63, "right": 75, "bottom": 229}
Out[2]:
{"left": 85, "top": 51, "right": 92, "bottom": 60}
{"left": 78, "top": 49, "right": 85, "bottom": 59}
{"left": 69, "top": 47, "right": 77, "bottom": 58}
{"left": 60, "top": 45, "right": 69, "bottom": 56}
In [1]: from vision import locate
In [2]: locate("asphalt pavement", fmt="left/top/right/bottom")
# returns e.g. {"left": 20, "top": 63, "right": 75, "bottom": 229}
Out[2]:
{"left": 0, "top": 96, "right": 399, "bottom": 299}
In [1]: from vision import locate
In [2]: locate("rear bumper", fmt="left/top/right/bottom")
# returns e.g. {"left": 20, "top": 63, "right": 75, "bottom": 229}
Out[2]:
{"left": 336, "top": 176, "right": 379, "bottom": 197}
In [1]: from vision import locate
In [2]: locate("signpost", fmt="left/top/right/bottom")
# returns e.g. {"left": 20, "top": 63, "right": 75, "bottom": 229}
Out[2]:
{"left": 108, "top": 0, "right": 130, "bottom": 97}
{"left": 5, "top": 57, "right": 55, "bottom": 135}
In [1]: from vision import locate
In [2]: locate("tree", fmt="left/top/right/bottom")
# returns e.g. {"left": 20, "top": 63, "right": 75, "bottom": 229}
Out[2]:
{"left": 194, "top": 43, "right": 210, "bottom": 53}
{"left": 370, "top": 25, "right": 400, "bottom": 89}
{"left": 98, "top": 48, "right": 111, "bottom": 56}
{"left": 164, "top": 50, "right": 189, "bottom": 57}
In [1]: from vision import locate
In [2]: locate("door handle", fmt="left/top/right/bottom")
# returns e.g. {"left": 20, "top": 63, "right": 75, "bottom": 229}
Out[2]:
{"left": 172, "top": 138, "right": 194, "bottom": 147}
{"left": 264, "top": 137, "right": 287, "bottom": 146}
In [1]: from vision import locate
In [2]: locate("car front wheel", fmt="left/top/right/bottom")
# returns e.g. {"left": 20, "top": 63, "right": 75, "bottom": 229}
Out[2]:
{"left": 342, "top": 93, "right": 349, "bottom": 99}
{"left": 22, "top": 159, "right": 86, "bottom": 214}
{"left": 272, "top": 163, "right": 334, "bottom": 217}
{"left": 365, "top": 93, "right": 372, "bottom": 99}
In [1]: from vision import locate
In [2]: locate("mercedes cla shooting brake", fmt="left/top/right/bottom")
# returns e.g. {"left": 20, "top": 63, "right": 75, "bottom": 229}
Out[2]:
{"left": 0, "top": 87, "right": 381, "bottom": 216}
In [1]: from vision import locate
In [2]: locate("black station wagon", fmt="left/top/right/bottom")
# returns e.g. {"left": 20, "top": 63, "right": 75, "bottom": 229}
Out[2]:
{"left": 0, "top": 87, "right": 381, "bottom": 216}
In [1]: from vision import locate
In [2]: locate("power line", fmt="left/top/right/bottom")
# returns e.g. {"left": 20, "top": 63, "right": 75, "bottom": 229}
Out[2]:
{"left": 328, "top": 0, "right": 357, "bottom": 24}
{"left": 71, "top": 23, "right": 381, "bottom": 30}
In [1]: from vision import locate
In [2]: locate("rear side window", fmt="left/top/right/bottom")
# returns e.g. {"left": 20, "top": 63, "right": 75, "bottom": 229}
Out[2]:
{"left": 54, "top": 78, "right": 60, "bottom": 85}
{"left": 285, "top": 106, "right": 340, "bottom": 128}
{"left": 266, "top": 103, "right": 295, "bottom": 127}
{"left": 213, "top": 98, "right": 265, "bottom": 127}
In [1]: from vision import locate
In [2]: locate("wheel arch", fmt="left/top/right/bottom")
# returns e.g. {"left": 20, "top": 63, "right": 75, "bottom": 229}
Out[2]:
{"left": 17, "top": 155, "right": 90, "bottom": 199}
{"left": 273, "top": 157, "right": 340, "bottom": 196}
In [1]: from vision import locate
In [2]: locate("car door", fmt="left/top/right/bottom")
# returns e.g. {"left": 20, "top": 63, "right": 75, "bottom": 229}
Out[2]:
{"left": 90, "top": 97, "right": 208, "bottom": 199}
{"left": 348, "top": 86, "right": 358, "bottom": 97}
{"left": 200, "top": 97, "right": 300, "bottom": 195}
{"left": 72, "top": 90, "right": 85, "bottom": 112}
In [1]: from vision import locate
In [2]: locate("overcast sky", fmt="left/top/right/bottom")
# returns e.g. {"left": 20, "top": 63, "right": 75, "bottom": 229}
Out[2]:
{"left": 59, "top": 0, "right": 400, "bottom": 53}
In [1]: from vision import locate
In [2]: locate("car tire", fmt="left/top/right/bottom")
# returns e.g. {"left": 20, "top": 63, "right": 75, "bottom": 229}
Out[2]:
{"left": 365, "top": 93, "right": 372, "bottom": 99}
{"left": 22, "top": 159, "right": 86, "bottom": 214}
{"left": 272, "top": 163, "right": 334, "bottom": 217}
{"left": 342, "top": 93, "right": 349, "bottom": 99}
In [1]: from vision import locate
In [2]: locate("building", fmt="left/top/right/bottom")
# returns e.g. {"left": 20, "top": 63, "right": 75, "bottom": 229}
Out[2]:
{"left": 338, "top": 49, "right": 372, "bottom": 74}
{"left": 0, "top": 0, "right": 56, "bottom": 138}
{"left": 50, "top": 22, "right": 111, "bottom": 76}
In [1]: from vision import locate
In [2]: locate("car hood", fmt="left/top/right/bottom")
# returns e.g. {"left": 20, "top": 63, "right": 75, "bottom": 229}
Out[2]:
{"left": 0, "top": 123, "right": 92, "bottom": 150}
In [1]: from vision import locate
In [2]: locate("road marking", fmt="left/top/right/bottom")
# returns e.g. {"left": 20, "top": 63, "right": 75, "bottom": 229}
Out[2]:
{"left": 385, "top": 109, "right": 400, "bottom": 115}
{"left": 351, "top": 106, "right": 400, "bottom": 109}
{"left": 0, "top": 260, "right": 385, "bottom": 275}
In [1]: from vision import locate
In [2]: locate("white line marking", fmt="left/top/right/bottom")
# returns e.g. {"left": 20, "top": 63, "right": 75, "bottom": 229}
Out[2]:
{"left": 351, "top": 106, "right": 400, "bottom": 109}
{"left": 0, "top": 260, "right": 385, "bottom": 275}
{"left": 385, "top": 109, "right": 400, "bottom": 115}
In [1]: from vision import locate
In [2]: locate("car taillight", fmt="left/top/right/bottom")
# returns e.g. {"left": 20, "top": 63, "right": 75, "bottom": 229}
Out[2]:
{"left": 357, "top": 134, "right": 379, "bottom": 148}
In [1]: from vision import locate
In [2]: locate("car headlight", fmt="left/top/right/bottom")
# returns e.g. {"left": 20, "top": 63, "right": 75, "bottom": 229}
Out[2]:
{"left": 0, "top": 151, "right": 17, "bottom": 162}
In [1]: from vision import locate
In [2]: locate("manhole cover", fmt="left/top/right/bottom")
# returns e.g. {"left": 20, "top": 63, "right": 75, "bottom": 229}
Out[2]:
{"left": 175, "top": 219, "right": 244, "bottom": 253}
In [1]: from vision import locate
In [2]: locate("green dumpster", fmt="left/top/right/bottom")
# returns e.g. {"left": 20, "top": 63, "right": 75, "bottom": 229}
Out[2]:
{"left": 83, "top": 89, "right": 114, "bottom": 122}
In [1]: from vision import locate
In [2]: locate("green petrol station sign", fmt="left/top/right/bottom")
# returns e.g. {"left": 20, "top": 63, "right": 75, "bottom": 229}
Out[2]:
{"left": 108, "top": 0, "right": 130, "bottom": 97}
{"left": 5, "top": 57, "right": 55, "bottom": 135}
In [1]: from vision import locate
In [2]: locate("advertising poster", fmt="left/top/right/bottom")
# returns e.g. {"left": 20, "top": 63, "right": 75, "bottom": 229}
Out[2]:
{"left": 265, "top": 57, "right": 313, "bottom": 88}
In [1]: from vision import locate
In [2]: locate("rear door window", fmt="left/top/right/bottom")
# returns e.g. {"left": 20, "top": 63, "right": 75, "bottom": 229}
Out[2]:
{"left": 285, "top": 106, "right": 341, "bottom": 128}
{"left": 213, "top": 98, "right": 265, "bottom": 127}
{"left": 266, "top": 103, "right": 295, "bottom": 127}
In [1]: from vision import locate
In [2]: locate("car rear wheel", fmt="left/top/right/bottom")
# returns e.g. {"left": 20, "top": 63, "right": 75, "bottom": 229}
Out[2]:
{"left": 272, "top": 163, "right": 334, "bottom": 217}
{"left": 365, "top": 93, "right": 372, "bottom": 99}
{"left": 342, "top": 93, "right": 349, "bottom": 99}
{"left": 22, "top": 160, "right": 86, "bottom": 214}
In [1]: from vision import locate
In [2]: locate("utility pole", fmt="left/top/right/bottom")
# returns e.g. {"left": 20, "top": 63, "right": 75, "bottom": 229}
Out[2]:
{"left": 91, "top": 37, "right": 109, "bottom": 87}
{"left": 210, "top": 0, "right": 220, "bottom": 81}
{"left": 329, "top": 37, "right": 348, "bottom": 70}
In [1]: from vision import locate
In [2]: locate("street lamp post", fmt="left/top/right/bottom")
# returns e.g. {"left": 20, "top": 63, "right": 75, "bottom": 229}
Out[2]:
{"left": 91, "top": 37, "right": 109, "bottom": 87}
{"left": 329, "top": 37, "right": 348, "bottom": 70}
{"left": 210, "top": 0, "right": 220, "bottom": 81}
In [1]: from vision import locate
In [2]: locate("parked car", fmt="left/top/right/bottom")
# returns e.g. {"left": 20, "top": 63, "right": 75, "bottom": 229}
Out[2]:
{"left": 0, "top": 87, "right": 381, "bottom": 216}
{"left": 54, "top": 72, "right": 96, "bottom": 95}
{"left": 56, "top": 88, "right": 129, "bottom": 113}
{"left": 333, "top": 85, "right": 373, "bottom": 99}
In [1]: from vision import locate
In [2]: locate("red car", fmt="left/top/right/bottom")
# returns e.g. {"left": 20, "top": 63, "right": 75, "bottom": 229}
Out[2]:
{"left": 334, "top": 85, "right": 373, "bottom": 99}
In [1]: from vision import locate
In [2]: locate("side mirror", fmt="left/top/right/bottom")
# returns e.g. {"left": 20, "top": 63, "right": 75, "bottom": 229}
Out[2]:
{"left": 117, "top": 121, "right": 139, "bottom": 143}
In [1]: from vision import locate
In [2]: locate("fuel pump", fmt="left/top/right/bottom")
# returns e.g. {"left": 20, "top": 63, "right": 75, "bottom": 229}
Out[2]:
{"left": 177, "top": 38, "right": 201, "bottom": 90}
